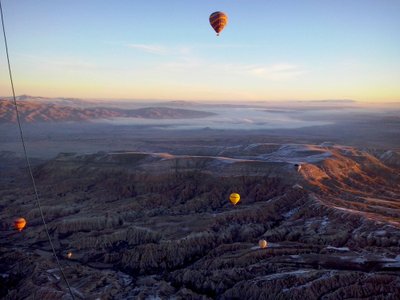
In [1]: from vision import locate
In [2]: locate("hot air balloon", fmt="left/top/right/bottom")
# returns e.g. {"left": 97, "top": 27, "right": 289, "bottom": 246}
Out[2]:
{"left": 209, "top": 11, "right": 228, "bottom": 36}
{"left": 259, "top": 239, "right": 268, "bottom": 249}
{"left": 229, "top": 193, "right": 240, "bottom": 205}
{"left": 14, "top": 217, "right": 26, "bottom": 232}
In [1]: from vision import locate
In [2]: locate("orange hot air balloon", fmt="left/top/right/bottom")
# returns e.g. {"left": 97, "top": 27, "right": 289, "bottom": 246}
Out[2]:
{"left": 209, "top": 11, "right": 228, "bottom": 36}
{"left": 229, "top": 193, "right": 240, "bottom": 205}
{"left": 14, "top": 218, "right": 27, "bottom": 232}
{"left": 259, "top": 239, "right": 268, "bottom": 249}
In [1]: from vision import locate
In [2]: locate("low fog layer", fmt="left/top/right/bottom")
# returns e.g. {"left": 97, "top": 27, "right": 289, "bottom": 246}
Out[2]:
{"left": 1, "top": 96, "right": 399, "bottom": 158}
{"left": 2, "top": 96, "right": 399, "bottom": 131}
{"left": 95, "top": 106, "right": 332, "bottom": 130}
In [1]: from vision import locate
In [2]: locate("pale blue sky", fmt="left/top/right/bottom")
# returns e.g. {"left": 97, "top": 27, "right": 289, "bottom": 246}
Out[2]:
{"left": 0, "top": 0, "right": 399, "bottom": 102}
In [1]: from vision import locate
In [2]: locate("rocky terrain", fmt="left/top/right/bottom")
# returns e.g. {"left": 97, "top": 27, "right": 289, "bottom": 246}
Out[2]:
{"left": 1, "top": 143, "right": 400, "bottom": 299}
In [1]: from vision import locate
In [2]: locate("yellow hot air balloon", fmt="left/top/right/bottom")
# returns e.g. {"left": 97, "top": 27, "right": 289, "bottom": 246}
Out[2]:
{"left": 259, "top": 239, "right": 268, "bottom": 249}
{"left": 14, "top": 217, "right": 26, "bottom": 232}
{"left": 229, "top": 193, "right": 240, "bottom": 205}
{"left": 209, "top": 11, "right": 228, "bottom": 36}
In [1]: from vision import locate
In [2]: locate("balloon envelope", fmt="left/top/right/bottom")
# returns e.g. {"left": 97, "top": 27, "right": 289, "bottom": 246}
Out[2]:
{"left": 14, "top": 218, "right": 26, "bottom": 232}
{"left": 229, "top": 193, "right": 240, "bottom": 205}
{"left": 259, "top": 239, "right": 268, "bottom": 249}
{"left": 209, "top": 11, "right": 228, "bottom": 36}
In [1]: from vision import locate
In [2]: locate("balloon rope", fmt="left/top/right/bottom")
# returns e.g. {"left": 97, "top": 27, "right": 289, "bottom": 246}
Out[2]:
{"left": 0, "top": 1, "right": 76, "bottom": 299}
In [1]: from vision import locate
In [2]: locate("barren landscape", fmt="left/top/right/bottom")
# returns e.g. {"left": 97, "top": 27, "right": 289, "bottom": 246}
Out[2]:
{"left": 1, "top": 0, "right": 399, "bottom": 298}
{"left": 1, "top": 97, "right": 400, "bottom": 299}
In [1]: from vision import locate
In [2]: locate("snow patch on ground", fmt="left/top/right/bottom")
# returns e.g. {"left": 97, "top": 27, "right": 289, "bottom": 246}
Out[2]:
{"left": 380, "top": 150, "right": 398, "bottom": 160}
{"left": 326, "top": 246, "right": 350, "bottom": 252}
{"left": 283, "top": 271, "right": 334, "bottom": 292}
{"left": 321, "top": 216, "right": 330, "bottom": 228}
{"left": 320, "top": 142, "right": 335, "bottom": 147}
{"left": 383, "top": 262, "right": 400, "bottom": 268}
{"left": 292, "top": 184, "right": 303, "bottom": 189}
{"left": 283, "top": 208, "right": 299, "bottom": 218}
{"left": 351, "top": 257, "right": 367, "bottom": 264}
{"left": 257, "top": 270, "right": 312, "bottom": 281}
{"left": 258, "top": 144, "right": 332, "bottom": 163}
{"left": 117, "top": 271, "right": 133, "bottom": 286}
{"left": 46, "top": 268, "right": 60, "bottom": 281}
{"left": 244, "top": 143, "right": 264, "bottom": 150}
{"left": 374, "top": 230, "right": 387, "bottom": 236}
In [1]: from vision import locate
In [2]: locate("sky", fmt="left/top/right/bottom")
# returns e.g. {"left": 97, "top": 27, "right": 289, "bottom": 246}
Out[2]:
{"left": 0, "top": 0, "right": 399, "bottom": 102}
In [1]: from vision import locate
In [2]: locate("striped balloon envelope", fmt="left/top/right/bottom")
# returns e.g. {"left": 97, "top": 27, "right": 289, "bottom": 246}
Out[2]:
{"left": 209, "top": 11, "right": 228, "bottom": 36}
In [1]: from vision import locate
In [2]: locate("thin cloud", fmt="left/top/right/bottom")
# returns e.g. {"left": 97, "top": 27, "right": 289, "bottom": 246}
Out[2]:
{"left": 17, "top": 54, "right": 98, "bottom": 70}
{"left": 127, "top": 44, "right": 167, "bottom": 55}
{"left": 159, "top": 58, "right": 306, "bottom": 81}
{"left": 126, "top": 44, "right": 193, "bottom": 57}
{"left": 245, "top": 63, "right": 306, "bottom": 80}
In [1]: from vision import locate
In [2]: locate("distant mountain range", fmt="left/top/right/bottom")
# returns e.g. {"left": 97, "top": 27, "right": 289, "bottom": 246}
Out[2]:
{"left": 0, "top": 96, "right": 216, "bottom": 123}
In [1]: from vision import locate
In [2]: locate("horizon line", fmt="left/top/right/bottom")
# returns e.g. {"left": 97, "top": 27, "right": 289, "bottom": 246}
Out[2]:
{"left": 1, "top": 94, "right": 400, "bottom": 105}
